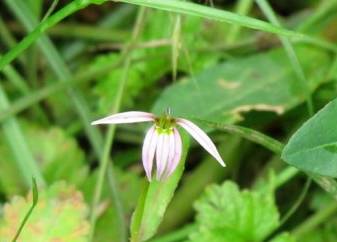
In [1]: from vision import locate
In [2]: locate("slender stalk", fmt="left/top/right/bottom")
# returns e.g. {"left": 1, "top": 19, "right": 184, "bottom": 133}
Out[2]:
{"left": 89, "top": 59, "right": 131, "bottom": 242}
{"left": 89, "top": 8, "right": 146, "bottom": 241}
{"left": 292, "top": 201, "right": 337, "bottom": 237}
{"left": 171, "top": 14, "right": 181, "bottom": 81}
{"left": 202, "top": 120, "right": 337, "bottom": 205}
{"left": 11, "top": 178, "right": 39, "bottom": 242}
{"left": 279, "top": 178, "right": 312, "bottom": 226}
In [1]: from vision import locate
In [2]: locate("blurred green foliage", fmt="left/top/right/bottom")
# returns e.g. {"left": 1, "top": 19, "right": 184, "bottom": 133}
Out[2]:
{"left": 1, "top": 0, "right": 337, "bottom": 242}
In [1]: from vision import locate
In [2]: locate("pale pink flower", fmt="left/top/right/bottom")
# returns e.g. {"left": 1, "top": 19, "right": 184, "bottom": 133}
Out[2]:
{"left": 91, "top": 111, "right": 225, "bottom": 181}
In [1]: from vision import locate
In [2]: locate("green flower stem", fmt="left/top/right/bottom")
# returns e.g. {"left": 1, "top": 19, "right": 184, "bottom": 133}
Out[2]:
{"left": 130, "top": 134, "right": 190, "bottom": 242}
{"left": 89, "top": 59, "right": 130, "bottom": 242}
{"left": 255, "top": 0, "right": 314, "bottom": 116}
{"left": 292, "top": 200, "right": 337, "bottom": 237}
{"left": 89, "top": 8, "right": 146, "bottom": 242}
{"left": 159, "top": 135, "right": 245, "bottom": 233}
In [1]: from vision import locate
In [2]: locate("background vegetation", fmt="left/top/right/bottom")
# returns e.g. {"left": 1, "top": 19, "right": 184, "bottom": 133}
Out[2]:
{"left": 0, "top": 0, "right": 337, "bottom": 241}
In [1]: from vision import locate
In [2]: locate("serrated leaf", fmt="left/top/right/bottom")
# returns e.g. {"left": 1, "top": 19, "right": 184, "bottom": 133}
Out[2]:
{"left": 282, "top": 98, "right": 337, "bottom": 177}
{"left": 187, "top": 181, "right": 279, "bottom": 242}
{"left": 153, "top": 46, "right": 330, "bottom": 122}
{"left": 0, "top": 182, "right": 90, "bottom": 242}
{"left": 25, "top": 124, "right": 88, "bottom": 186}
{"left": 0, "top": 123, "right": 88, "bottom": 196}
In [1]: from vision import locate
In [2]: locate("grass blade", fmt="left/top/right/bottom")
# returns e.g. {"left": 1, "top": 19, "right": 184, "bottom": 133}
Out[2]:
{"left": 0, "top": 83, "right": 45, "bottom": 186}
{"left": 11, "top": 178, "right": 39, "bottom": 242}
{"left": 116, "top": 0, "right": 302, "bottom": 37}
{"left": 5, "top": 0, "right": 104, "bottom": 157}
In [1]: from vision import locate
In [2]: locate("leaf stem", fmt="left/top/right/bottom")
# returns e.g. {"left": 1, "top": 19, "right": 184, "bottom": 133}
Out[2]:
{"left": 292, "top": 200, "right": 337, "bottom": 237}
{"left": 89, "top": 8, "right": 146, "bottom": 241}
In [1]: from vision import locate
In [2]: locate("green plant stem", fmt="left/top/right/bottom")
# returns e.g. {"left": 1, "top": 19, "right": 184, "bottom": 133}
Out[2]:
{"left": 0, "top": 17, "right": 26, "bottom": 66}
{"left": 292, "top": 201, "right": 337, "bottom": 237}
{"left": 89, "top": 59, "right": 131, "bottom": 242}
{"left": 226, "top": 0, "right": 253, "bottom": 44}
{"left": 255, "top": 0, "right": 314, "bottom": 116}
{"left": 274, "top": 166, "right": 299, "bottom": 188}
{"left": 150, "top": 224, "right": 196, "bottom": 242}
{"left": 279, "top": 177, "right": 312, "bottom": 226}
{"left": 202, "top": 121, "right": 337, "bottom": 205}
{"left": 89, "top": 8, "right": 146, "bottom": 242}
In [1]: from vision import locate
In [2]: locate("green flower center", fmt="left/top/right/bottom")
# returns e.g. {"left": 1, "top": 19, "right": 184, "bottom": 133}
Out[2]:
{"left": 155, "top": 114, "right": 176, "bottom": 134}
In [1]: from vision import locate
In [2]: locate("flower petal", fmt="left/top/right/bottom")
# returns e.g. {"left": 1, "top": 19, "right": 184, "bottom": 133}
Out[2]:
{"left": 156, "top": 133, "right": 170, "bottom": 180}
{"left": 164, "top": 128, "right": 182, "bottom": 178}
{"left": 142, "top": 125, "right": 157, "bottom": 180}
{"left": 91, "top": 111, "right": 155, "bottom": 125}
{"left": 176, "top": 118, "right": 225, "bottom": 166}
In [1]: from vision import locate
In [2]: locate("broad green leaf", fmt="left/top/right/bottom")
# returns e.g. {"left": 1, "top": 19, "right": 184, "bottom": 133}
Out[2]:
{"left": 153, "top": 46, "right": 330, "bottom": 122}
{"left": 282, "top": 98, "right": 337, "bottom": 177}
{"left": 130, "top": 133, "right": 190, "bottom": 242}
{"left": 0, "top": 182, "right": 90, "bottom": 242}
{"left": 187, "top": 181, "right": 279, "bottom": 242}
